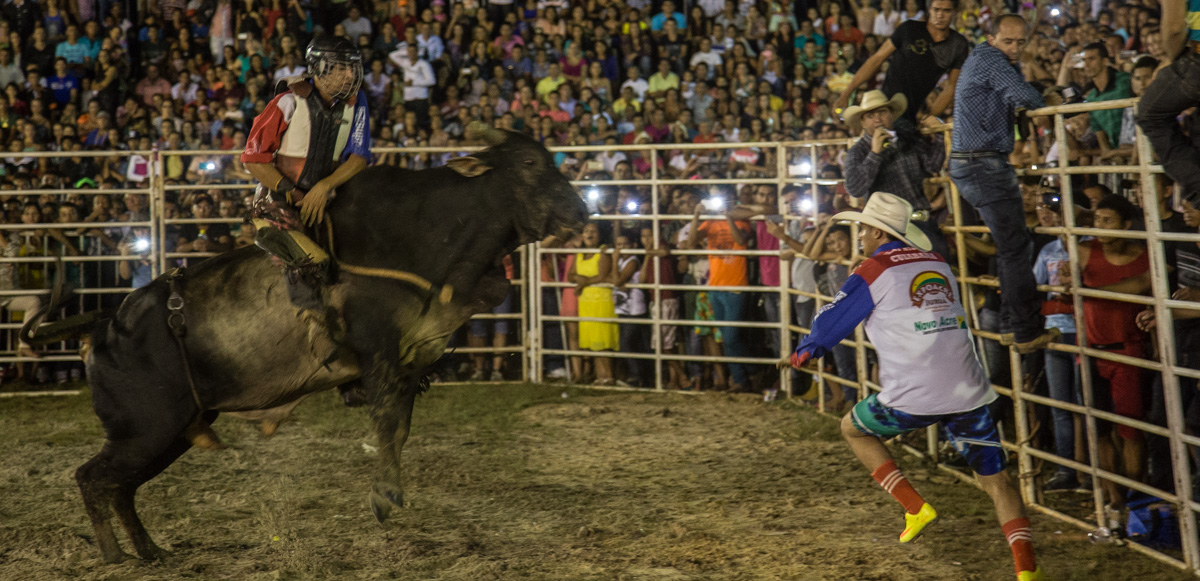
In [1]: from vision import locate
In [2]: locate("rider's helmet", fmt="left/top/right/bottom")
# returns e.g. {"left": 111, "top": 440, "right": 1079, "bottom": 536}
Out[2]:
{"left": 305, "top": 36, "right": 363, "bottom": 102}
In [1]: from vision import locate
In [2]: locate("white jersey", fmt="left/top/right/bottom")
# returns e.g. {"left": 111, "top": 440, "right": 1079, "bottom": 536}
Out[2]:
{"left": 796, "top": 242, "right": 995, "bottom": 415}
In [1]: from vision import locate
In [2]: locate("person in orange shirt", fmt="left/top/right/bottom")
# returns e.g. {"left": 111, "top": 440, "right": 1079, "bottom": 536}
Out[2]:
{"left": 685, "top": 188, "right": 754, "bottom": 392}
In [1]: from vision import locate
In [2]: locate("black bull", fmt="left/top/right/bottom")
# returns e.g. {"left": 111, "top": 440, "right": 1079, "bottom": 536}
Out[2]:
{"left": 25, "top": 127, "right": 587, "bottom": 563}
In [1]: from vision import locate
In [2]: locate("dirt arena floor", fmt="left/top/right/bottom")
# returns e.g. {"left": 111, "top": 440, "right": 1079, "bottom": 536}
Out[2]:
{"left": 0, "top": 383, "right": 1191, "bottom": 581}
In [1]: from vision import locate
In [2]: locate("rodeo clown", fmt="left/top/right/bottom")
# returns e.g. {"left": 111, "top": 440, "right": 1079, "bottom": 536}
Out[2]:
{"left": 241, "top": 36, "right": 371, "bottom": 359}
{"left": 785, "top": 193, "right": 1043, "bottom": 581}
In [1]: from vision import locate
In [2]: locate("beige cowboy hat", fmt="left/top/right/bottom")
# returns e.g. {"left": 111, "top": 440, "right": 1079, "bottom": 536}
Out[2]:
{"left": 842, "top": 90, "right": 908, "bottom": 129}
{"left": 832, "top": 192, "right": 932, "bottom": 251}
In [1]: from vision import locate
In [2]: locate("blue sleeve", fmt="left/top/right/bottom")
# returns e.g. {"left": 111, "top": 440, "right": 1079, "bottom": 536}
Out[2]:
{"left": 794, "top": 273, "right": 875, "bottom": 359}
{"left": 342, "top": 90, "right": 372, "bottom": 163}
{"left": 990, "top": 51, "right": 1045, "bottom": 110}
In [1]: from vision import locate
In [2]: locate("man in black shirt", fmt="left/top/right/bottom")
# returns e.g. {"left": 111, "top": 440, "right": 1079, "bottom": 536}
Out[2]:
{"left": 832, "top": 0, "right": 970, "bottom": 122}
{"left": 1141, "top": 192, "right": 1200, "bottom": 494}
{"left": 1153, "top": 173, "right": 1191, "bottom": 289}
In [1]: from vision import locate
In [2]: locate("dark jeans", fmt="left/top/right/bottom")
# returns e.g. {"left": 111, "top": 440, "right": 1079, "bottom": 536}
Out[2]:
{"left": 619, "top": 313, "right": 651, "bottom": 386}
{"left": 978, "top": 308, "right": 1011, "bottom": 388}
{"left": 710, "top": 290, "right": 749, "bottom": 386}
{"left": 830, "top": 343, "right": 859, "bottom": 402}
{"left": 949, "top": 156, "right": 1043, "bottom": 342}
{"left": 542, "top": 288, "right": 565, "bottom": 373}
{"left": 762, "top": 293, "right": 781, "bottom": 357}
{"left": 682, "top": 287, "right": 703, "bottom": 380}
{"left": 1137, "top": 51, "right": 1200, "bottom": 203}
{"left": 1045, "top": 332, "right": 1081, "bottom": 476}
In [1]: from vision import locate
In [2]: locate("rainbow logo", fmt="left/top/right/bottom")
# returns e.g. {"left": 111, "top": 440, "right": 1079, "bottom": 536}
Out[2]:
{"left": 910, "top": 271, "right": 956, "bottom": 309}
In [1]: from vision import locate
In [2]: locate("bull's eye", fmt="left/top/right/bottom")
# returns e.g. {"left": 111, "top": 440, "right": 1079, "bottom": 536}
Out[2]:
{"left": 523, "top": 159, "right": 535, "bottom": 166}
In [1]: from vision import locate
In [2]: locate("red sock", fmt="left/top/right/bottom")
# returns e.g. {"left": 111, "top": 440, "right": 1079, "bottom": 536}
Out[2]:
{"left": 871, "top": 460, "right": 926, "bottom": 514}
{"left": 1002, "top": 517, "right": 1037, "bottom": 574}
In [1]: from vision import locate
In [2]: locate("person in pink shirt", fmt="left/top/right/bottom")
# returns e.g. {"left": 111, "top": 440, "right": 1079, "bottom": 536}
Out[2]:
{"left": 729, "top": 185, "right": 785, "bottom": 368}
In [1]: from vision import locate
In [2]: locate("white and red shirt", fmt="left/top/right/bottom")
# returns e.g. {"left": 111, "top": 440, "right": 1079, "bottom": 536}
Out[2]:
{"left": 795, "top": 241, "right": 995, "bottom": 415}
{"left": 241, "top": 81, "right": 372, "bottom": 185}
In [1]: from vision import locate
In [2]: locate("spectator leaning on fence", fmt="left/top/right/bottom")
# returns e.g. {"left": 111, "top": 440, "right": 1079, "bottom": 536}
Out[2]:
{"left": 1062, "top": 194, "right": 1151, "bottom": 512}
{"left": 949, "top": 13, "right": 1059, "bottom": 355}
{"left": 1140, "top": 196, "right": 1200, "bottom": 498}
{"left": 612, "top": 224, "right": 650, "bottom": 387}
{"left": 1071, "top": 42, "right": 1132, "bottom": 152}
{"left": 685, "top": 188, "right": 754, "bottom": 393}
{"left": 571, "top": 221, "right": 618, "bottom": 386}
{"left": 805, "top": 213, "right": 858, "bottom": 411}
{"left": 1099, "top": 56, "right": 1157, "bottom": 165}
{"left": 841, "top": 89, "right": 949, "bottom": 258}
{"left": 1032, "top": 197, "right": 1089, "bottom": 491}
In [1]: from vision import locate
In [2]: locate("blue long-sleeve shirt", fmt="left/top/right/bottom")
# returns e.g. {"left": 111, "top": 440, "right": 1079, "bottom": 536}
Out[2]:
{"left": 794, "top": 242, "right": 905, "bottom": 360}
{"left": 951, "top": 42, "right": 1044, "bottom": 154}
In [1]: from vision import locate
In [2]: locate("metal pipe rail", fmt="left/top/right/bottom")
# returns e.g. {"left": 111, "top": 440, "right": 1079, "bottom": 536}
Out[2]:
{"left": 0, "top": 128, "right": 1197, "bottom": 576}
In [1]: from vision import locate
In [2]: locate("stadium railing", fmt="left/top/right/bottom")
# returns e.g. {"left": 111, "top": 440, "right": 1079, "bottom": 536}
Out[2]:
{"left": 0, "top": 108, "right": 1197, "bottom": 575}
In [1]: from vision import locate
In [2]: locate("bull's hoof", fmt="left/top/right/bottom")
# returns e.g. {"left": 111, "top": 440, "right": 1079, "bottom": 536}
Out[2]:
{"left": 100, "top": 549, "right": 134, "bottom": 564}
{"left": 339, "top": 384, "right": 368, "bottom": 407}
{"left": 185, "top": 421, "right": 225, "bottom": 451}
{"left": 135, "top": 544, "right": 172, "bottom": 562}
{"left": 369, "top": 483, "right": 405, "bottom": 523}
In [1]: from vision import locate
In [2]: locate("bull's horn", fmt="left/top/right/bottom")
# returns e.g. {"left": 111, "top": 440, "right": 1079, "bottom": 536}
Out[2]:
{"left": 465, "top": 122, "right": 506, "bottom": 146}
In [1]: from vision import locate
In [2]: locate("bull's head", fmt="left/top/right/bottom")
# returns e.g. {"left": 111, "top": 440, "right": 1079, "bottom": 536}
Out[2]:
{"left": 446, "top": 122, "right": 587, "bottom": 244}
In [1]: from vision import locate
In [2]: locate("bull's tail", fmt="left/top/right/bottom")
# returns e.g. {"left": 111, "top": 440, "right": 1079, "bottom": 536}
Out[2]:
{"left": 20, "top": 310, "right": 110, "bottom": 347}
{"left": 19, "top": 259, "right": 111, "bottom": 347}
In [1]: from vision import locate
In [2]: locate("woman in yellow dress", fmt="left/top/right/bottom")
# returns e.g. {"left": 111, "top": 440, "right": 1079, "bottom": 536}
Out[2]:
{"left": 570, "top": 222, "right": 618, "bottom": 385}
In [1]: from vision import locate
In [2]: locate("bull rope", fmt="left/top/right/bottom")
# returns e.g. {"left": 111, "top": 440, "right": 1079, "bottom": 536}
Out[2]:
{"left": 322, "top": 218, "right": 454, "bottom": 305}
{"left": 164, "top": 269, "right": 207, "bottom": 413}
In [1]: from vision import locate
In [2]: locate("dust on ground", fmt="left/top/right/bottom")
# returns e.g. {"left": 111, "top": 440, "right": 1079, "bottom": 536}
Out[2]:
{"left": 0, "top": 383, "right": 1188, "bottom": 581}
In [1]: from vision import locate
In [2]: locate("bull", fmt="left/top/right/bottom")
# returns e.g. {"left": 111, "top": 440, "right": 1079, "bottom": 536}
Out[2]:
{"left": 25, "top": 124, "right": 586, "bottom": 563}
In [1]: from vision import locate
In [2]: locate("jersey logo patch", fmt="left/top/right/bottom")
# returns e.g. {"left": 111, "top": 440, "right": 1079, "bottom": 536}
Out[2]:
{"left": 913, "top": 315, "right": 966, "bottom": 335}
{"left": 910, "top": 270, "right": 955, "bottom": 311}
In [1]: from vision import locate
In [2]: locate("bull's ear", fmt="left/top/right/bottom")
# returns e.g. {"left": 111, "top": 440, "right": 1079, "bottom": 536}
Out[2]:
{"left": 446, "top": 156, "right": 493, "bottom": 177}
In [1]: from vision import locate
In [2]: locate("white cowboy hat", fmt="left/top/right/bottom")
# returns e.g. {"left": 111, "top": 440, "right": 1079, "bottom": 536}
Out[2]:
{"left": 832, "top": 192, "right": 932, "bottom": 251}
{"left": 842, "top": 90, "right": 908, "bottom": 129}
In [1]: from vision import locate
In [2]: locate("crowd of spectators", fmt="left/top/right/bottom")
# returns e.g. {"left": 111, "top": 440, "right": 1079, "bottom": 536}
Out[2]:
{"left": 0, "top": 0, "right": 1197, "bottom": 521}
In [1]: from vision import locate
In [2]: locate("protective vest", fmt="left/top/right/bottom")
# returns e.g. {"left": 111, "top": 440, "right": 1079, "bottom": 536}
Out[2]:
{"left": 241, "top": 78, "right": 364, "bottom": 191}
{"left": 279, "top": 80, "right": 356, "bottom": 190}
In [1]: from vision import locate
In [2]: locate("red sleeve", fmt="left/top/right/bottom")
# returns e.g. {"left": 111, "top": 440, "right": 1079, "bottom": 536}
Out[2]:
{"left": 241, "top": 92, "right": 293, "bottom": 164}
{"left": 853, "top": 257, "right": 887, "bottom": 284}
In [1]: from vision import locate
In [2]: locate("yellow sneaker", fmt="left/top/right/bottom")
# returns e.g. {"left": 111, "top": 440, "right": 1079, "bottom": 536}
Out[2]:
{"left": 899, "top": 503, "right": 938, "bottom": 543}
{"left": 1017, "top": 567, "right": 1045, "bottom": 581}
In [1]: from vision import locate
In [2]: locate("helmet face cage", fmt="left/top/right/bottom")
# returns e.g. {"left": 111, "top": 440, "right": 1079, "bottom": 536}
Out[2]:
{"left": 310, "top": 53, "right": 363, "bottom": 102}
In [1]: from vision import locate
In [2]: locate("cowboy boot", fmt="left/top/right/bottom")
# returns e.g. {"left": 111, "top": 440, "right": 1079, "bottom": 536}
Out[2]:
{"left": 253, "top": 219, "right": 331, "bottom": 277}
